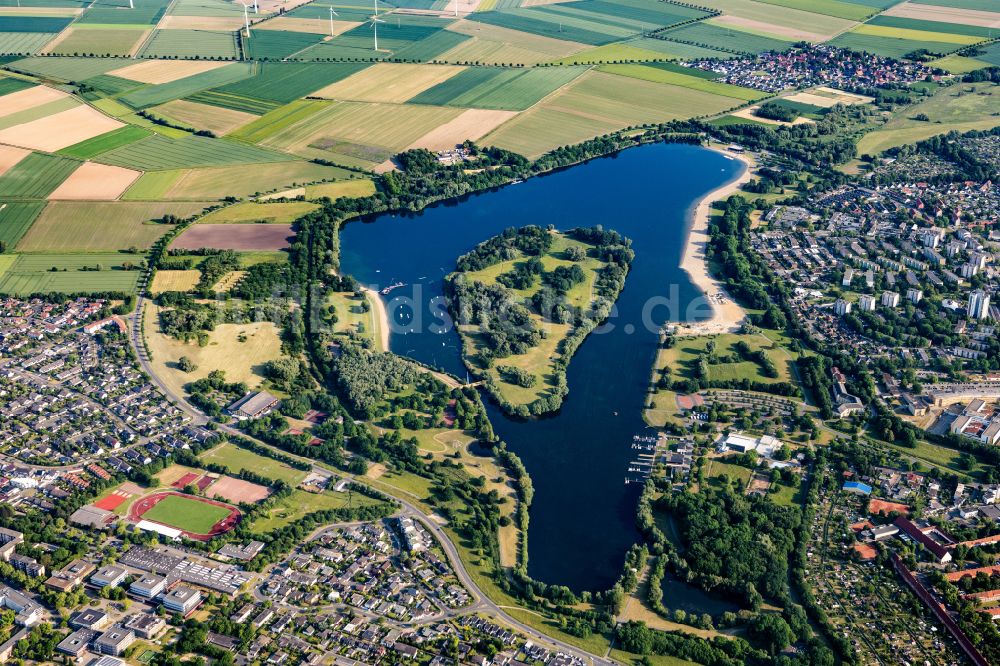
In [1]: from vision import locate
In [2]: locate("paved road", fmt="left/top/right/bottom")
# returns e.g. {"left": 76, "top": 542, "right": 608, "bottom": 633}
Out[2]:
{"left": 125, "top": 297, "right": 616, "bottom": 666}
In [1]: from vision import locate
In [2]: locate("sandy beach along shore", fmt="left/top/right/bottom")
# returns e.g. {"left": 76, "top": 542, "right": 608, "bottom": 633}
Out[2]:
{"left": 362, "top": 287, "right": 391, "bottom": 352}
{"left": 674, "top": 147, "right": 754, "bottom": 336}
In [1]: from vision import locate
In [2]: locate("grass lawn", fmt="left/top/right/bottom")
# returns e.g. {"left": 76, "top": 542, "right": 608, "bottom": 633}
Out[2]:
{"left": 249, "top": 488, "right": 381, "bottom": 533}
{"left": 658, "top": 332, "right": 794, "bottom": 386}
{"left": 140, "top": 494, "right": 232, "bottom": 533}
{"left": 881, "top": 436, "right": 985, "bottom": 481}
{"left": 328, "top": 290, "right": 381, "bottom": 350}
{"left": 856, "top": 81, "right": 1000, "bottom": 156}
{"left": 196, "top": 201, "right": 318, "bottom": 224}
{"left": 198, "top": 442, "right": 308, "bottom": 486}
{"left": 705, "top": 459, "right": 752, "bottom": 487}
{"left": 769, "top": 479, "right": 804, "bottom": 506}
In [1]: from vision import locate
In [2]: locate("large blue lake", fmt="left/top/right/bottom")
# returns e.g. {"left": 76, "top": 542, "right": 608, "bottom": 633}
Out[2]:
{"left": 340, "top": 142, "right": 743, "bottom": 591}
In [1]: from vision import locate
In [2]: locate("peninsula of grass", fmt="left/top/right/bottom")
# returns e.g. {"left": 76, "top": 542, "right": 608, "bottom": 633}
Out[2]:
{"left": 446, "top": 225, "right": 632, "bottom": 417}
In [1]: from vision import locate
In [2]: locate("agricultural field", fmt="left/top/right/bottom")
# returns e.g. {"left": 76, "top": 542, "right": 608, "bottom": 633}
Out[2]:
{"left": 0, "top": 32, "right": 59, "bottom": 54}
{"left": 0, "top": 152, "right": 80, "bottom": 199}
{"left": 150, "top": 269, "right": 200, "bottom": 293}
{"left": 77, "top": 0, "right": 169, "bottom": 25}
{"left": 256, "top": 100, "right": 463, "bottom": 167}
{"left": 597, "top": 63, "right": 763, "bottom": 101}
{"left": 856, "top": 81, "right": 1000, "bottom": 155}
{"left": 45, "top": 27, "right": 148, "bottom": 56}
{"left": 0, "top": 103, "right": 125, "bottom": 153}
{"left": 695, "top": 0, "right": 858, "bottom": 39}
{"left": 6, "top": 56, "right": 130, "bottom": 80}
{"left": 0, "top": 77, "right": 34, "bottom": 97}
{"left": 144, "top": 302, "right": 284, "bottom": 400}
{"left": 152, "top": 99, "right": 258, "bottom": 135}
{"left": 469, "top": 0, "right": 711, "bottom": 46}
{"left": 409, "top": 65, "right": 586, "bottom": 110}
{"left": 304, "top": 179, "right": 376, "bottom": 200}
{"left": 96, "top": 133, "right": 294, "bottom": 170}
{"left": 313, "top": 63, "right": 466, "bottom": 104}
{"left": 16, "top": 201, "right": 208, "bottom": 251}
{"left": 752, "top": 0, "right": 878, "bottom": 21}
{"left": 659, "top": 20, "right": 794, "bottom": 54}
{"left": 297, "top": 16, "right": 457, "bottom": 60}
{"left": 124, "top": 161, "right": 351, "bottom": 200}
{"left": 138, "top": 28, "right": 240, "bottom": 59}
{"left": 0, "top": 201, "right": 46, "bottom": 249}
{"left": 118, "top": 61, "right": 254, "bottom": 109}
{"left": 196, "top": 201, "right": 319, "bottom": 224}
{"left": 829, "top": 12, "right": 995, "bottom": 58}
{"left": 246, "top": 27, "right": 325, "bottom": 60}
{"left": 171, "top": 223, "right": 294, "bottom": 250}
{"left": 198, "top": 442, "right": 308, "bottom": 486}
{"left": 194, "top": 62, "right": 372, "bottom": 113}
{"left": 483, "top": 69, "right": 741, "bottom": 158}
{"left": 109, "top": 58, "right": 231, "bottom": 84}
{"left": 0, "top": 253, "right": 143, "bottom": 295}
{"left": 407, "top": 108, "right": 517, "bottom": 150}
{"left": 438, "top": 19, "right": 586, "bottom": 65}
{"left": 45, "top": 162, "right": 141, "bottom": 200}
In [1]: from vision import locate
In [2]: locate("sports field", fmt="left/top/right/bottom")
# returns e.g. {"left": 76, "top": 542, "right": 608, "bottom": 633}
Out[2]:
{"left": 134, "top": 492, "right": 235, "bottom": 534}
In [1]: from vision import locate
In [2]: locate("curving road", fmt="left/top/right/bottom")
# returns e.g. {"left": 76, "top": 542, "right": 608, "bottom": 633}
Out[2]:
{"left": 126, "top": 296, "right": 616, "bottom": 666}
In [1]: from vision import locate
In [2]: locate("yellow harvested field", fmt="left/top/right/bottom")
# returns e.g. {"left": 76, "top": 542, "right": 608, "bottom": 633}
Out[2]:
{"left": 440, "top": 19, "right": 586, "bottom": 64}
{"left": 313, "top": 63, "right": 466, "bottom": 103}
{"left": 37, "top": 26, "right": 76, "bottom": 55}
{"left": 851, "top": 23, "right": 983, "bottom": 44}
{"left": 0, "top": 104, "right": 124, "bottom": 152}
{"left": 785, "top": 90, "right": 870, "bottom": 108}
{"left": 698, "top": 0, "right": 854, "bottom": 34}
{"left": 151, "top": 270, "right": 201, "bottom": 294}
{"left": 154, "top": 99, "right": 258, "bottom": 135}
{"left": 882, "top": 2, "right": 1000, "bottom": 28}
{"left": 156, "top": 15, "right": 248, "bottom": 30}
{"left": 731, "top": 105, "right": 814, "bottom": 126}
{"left": 108, "top": 59, "right": 230, "bottom": 84}
{"left": 710, "top": 14, "right": 829, "bottom": 41}
{"left": 259, "top": 17, "right": 358, "bottom": 34}
{"left": 257, "top": 187, "right": 305, "bottom": 200}
{"left": 408, "top": 108, "right": 518, "bottom": 150}
{"left": 0, "top": 145, "right": 30, "bottom": 177}
{"left": 0, "top": 85, "right": 69, "bottom": 119}
{"left": 47, "top": 162, "right": 141, "bottom": 201}
{"left": 305, "top": 179, "right": 376, "bottom": 199}
{"left": 811, "top": 87, "right": 874, "bottom": 104}
{"left": 145, "top": 303, "right": 284, "bottom": 399}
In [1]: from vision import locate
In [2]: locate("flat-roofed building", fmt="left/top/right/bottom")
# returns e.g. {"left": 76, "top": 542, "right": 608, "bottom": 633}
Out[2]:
{"left": 94, "top": 625, "right": 135, "bottom": 657}
{"left": 0, "top": 528, "right": 23, "bottom": 563}
{"left": 57, "top": 628, "right": 98, "bottom": 657}
{"left": 90, "top": 565, "right": 128, "bottom": 589}
{"left": 9, "top": 554, "right": 44, "bottom": 578}
{"left": 70, "top": 608, "right": 110, "bottom": 631}
{"left": 162, "top": 585, "right": 201, "bottom": 614}
{"left": 123, "top": 613, "right": 167, "bottom": 640}
{"left": 130, "top": 574, "right": 167, "bottom": 599}
{"left": 45, "top": 559, "right": 95, "bottom": 592}
{"left": 227, "top": 391, "right": 279, "bottom": 420}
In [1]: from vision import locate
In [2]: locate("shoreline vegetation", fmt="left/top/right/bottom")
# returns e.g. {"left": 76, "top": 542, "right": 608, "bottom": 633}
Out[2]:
{"left": 674, "top": 145, "right": 753, "bottom": 337}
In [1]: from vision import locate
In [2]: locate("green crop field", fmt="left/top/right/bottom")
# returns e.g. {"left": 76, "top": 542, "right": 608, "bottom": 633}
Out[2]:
{"left": 391, "top": 28, "right": 470, "bottom": 61}
{"left": 77, "top": 0, "right": 169, "bottom": 25}
{"left": 58, "top": 125, "right": 151, "bottom": 159}
{"left": 0, "top": 201, "right": 46, "bottom": 248}
{"left": 977, "top": 42, "right": 1000, "bottom": 67}
{"left": 138, "top": 28, "right": 239, "bottom": 59}
{"left": 124, "top": 161, "right": 351, "bottom": 200}
{"left": 169, "top": 0, "right": 245, "bottom": 17}
{"left": 139, "top": 494, "right": 233, "bottom": 534}
{"left": 0, "top": 32, "right": 57, "bottom": 54}
{"left": 598, "top": 63, "right": 763, "bottom": 101}
{"left": 660, "top": 21, "right": 793, "bottom": 54}
{"left": 48, "top": 27, "right": 148, "bottom": 57}
{"left": 226, "top": 99, "right": 329, "bottom": 143}
{"left": 287, "top": 0, "right": 386, "bottom": 23}
{"left": 910, "top": 0, "right": 998, "bottom": 10}
{"left": 197, "top": 201, "right": 319, "bottom": 224}
{"left": 409, "top": 65, "right": 585, "bottom": 110}
{"left": 0, "top": 253, "right": 143, "bottom": 295}
{"left": 80, "top": 74, "right": 145, "bottom": 96}
{"left": 299, "top": 18, "right": 453, "bottom": 60}
{"left": 97, "top": 134, "right": 294, "bottom": 170}
{"left": 198, "top": 442, "right": 308, "bottom": 485}
{"left": 752, "top": 0, "right": 875, "bottom": 21}
{"left": 866, "top": 15, "right": 998, "bottom": 39}
{"left": 246, "top": 29, "right": 325, "bottom": 60}
{"left": 0, "top": 78, "right": 34, "bottom": 96}
{"left": 0, "top": 96, "right": 78, "bottom": 132}
{"left": 119, "top": 62, "right": 253, "bottom": 109}
{"left": 470, "top": 0, "right": 709, "bottom": 46}
{"left": 0, "top": 153, "right": 80, "bottom": 199}
{"left": 200, "top": 62, "right": 371, "bottom": 110}
{"left": 830, "top": 32, "right": 965, "bottom": 58}
{"left": 6, "top": 56, "right": 130, "bottom": 80}
{"left": 0, "top": 15, "right": 71, "bottom": 31}
{"left": 622, "top": 36, "right": 734, "bottom": 60}
{"left": 17, "top": 201, "right": 209, "bottom": 251}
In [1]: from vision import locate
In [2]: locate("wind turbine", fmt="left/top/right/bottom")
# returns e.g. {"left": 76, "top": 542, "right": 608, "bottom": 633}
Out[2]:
{"left": 329, "top": 5, "right": 339, "bottom": 36}
{"left": 253, "top": 0, "right": 258, "bottom": 14}
{"left": 370, "top": 0, "right": 384, "bottom": 51}
{"left": 238, "top": 1, "right": 251, "bottom": 37}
